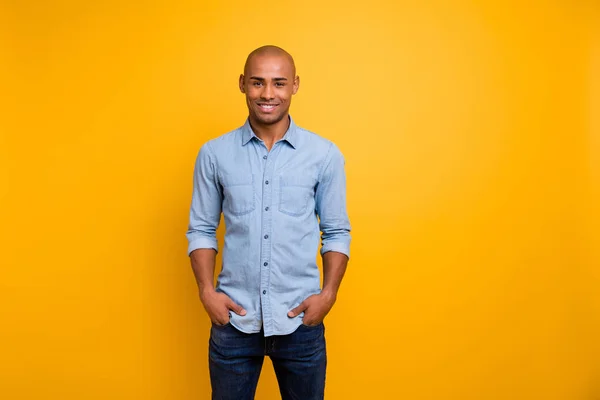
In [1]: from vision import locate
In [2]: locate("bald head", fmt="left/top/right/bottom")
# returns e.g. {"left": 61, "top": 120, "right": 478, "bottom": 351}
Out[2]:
{"left": 239, "top": 45, "right": 300, "bottom": 128}
{"left": 243, "top": 45, "right": 296, "bottom": 76}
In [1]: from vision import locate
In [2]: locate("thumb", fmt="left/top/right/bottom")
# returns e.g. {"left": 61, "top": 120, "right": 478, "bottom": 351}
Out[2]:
{"left": 288, "top": 302, "right": 307, "bottom": 318}
{"left": 227, "top": 299, "right": 246, "bottom": 316}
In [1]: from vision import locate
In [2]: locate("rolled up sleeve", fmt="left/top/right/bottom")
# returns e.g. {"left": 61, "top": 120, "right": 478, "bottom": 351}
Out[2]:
{"left": 186, "top": 142, "right": 222, "bottom": 256}
{"left": 315, "top": 143, "right": 351, "bottom": 258}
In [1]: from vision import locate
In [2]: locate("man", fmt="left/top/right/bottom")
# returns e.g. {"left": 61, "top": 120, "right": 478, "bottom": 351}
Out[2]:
{"left": 186, "top": 45, "right": 351, "bottom": 400}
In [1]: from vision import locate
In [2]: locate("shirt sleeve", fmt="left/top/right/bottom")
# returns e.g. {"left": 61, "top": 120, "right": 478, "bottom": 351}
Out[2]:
{"left": 315, "top": 143, "right": 351, "bottom": 258}
{"left": 186, "top": 142, "right": 223, "bottom": 256}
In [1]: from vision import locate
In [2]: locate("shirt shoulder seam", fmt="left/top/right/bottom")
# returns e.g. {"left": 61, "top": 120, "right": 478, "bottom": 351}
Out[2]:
{"left": 317, "top": 141, "right": 334, "bottom": 182}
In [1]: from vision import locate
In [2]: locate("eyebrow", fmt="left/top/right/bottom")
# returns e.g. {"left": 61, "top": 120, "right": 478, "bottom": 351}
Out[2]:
{"left": 249, "top": 76, "right": 288, "bottom": 81}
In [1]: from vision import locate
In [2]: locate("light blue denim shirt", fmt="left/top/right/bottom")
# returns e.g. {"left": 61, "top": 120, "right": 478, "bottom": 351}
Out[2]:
{"left": 186, "top": 116, "right": 351, "bottom": 337}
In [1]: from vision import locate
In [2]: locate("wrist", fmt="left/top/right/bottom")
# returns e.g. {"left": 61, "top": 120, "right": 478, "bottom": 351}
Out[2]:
{"left": 320, "top": 288, "right": 337, "bottom": 303}
{"left": 199, "top": 285, "right": 216, "bottom": 299}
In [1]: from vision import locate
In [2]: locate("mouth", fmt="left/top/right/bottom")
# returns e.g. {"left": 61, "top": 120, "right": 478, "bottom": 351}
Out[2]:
{"left": 257, "top": 103, "right": 279, "bottom": 113}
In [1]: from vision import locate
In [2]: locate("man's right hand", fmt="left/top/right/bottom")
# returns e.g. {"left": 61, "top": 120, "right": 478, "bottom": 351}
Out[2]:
{"left": 199, "top": 288, "right": 246, "bottom": 326}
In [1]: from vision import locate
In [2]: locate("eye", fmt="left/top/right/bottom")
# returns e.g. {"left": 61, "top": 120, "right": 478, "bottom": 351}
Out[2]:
{"left": 252, "top": 81, "right": 263, "bottom": 87}
{"left": 275, "top": 82, "right": 285, "bottom": 87}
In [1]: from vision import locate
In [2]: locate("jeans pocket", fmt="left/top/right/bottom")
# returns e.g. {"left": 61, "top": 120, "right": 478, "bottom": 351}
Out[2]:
{"left": 300, "top": 321, "right": 323, "bottom": 329}
{"left": 212, "top": 321, "right": 231, "bottom": 329}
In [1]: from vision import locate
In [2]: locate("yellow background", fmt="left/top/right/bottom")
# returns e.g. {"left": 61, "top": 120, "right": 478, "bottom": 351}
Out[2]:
{"left": 1, "top": 1, "right": 599, "bottom": 399}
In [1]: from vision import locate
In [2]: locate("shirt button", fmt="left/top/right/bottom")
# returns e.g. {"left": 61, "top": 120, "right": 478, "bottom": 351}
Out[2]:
{"left": 264, "top": 235, "right": 269, "bottom": 239}
{"left": 265, "top": 180, "right": 269, "bottom": 185}
{"left": 264, "top": 262, "right": 268, "bottom": 266}
{"left": 263, "top": 290, "right": 267, "bottom": 294}
{"left": 265, "top": 206, "right": 269, "bottom": 211}
{"left": 263, "top": 155, "right": 267, "bottom": 160}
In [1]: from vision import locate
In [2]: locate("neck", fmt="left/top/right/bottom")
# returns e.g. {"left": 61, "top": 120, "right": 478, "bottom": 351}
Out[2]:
{"left": 249, "top": 115, "right": 290, "bottom": 150}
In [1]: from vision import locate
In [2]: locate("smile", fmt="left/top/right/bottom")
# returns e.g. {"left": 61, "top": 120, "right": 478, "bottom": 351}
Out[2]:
{"left": 258, "top": 104, "right": 278, "bottom": 112}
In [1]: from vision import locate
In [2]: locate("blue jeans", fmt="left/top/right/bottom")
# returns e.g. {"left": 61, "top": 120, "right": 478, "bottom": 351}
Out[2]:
{"left": 208, "top": 322, "right": 327, "bottom": 400}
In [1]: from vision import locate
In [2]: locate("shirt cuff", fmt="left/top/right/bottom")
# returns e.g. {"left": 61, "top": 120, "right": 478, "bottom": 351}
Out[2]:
{"left": 320, "top": 242, "right": 350, "bottom": 259}
{"left": 187, "top": 237, "right": 218, "bottom": 256}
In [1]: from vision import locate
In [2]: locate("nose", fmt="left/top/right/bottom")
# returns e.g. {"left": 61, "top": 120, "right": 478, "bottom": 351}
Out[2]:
{"left": 261, "top": 83, "right": 275, "bottom": 100}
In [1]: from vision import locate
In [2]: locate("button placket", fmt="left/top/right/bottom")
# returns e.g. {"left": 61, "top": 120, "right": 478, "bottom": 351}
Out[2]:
{"left": 259, "top": 145, "right": 277, "bottom": 335}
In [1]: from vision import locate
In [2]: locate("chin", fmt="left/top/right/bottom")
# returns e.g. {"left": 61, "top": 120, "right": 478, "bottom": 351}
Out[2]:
{"left": 254, "top": 113, "right": 284, "bottom": 125}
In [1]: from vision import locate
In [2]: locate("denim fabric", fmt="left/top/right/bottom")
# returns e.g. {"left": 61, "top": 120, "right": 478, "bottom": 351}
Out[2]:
{"left": 186, "top": 116, "right": 351, "bottom": 336}
{"left": 209, "top": 322, "right": 326, "bottom": 400}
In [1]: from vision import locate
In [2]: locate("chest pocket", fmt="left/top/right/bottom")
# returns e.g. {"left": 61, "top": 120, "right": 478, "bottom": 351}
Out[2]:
{"left": 221, "top": 173, "right": 256, "bottom": 216}
{"left": 279, "top": 175, "right": 315, "bottom": 217}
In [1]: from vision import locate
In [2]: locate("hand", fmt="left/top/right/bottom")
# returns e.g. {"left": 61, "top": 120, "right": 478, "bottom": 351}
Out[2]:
{"left": 287, "top": 291, "right": 336, "bottom": 326}
{"left": 200, "top": 289, "right": 246, "bottom": 325}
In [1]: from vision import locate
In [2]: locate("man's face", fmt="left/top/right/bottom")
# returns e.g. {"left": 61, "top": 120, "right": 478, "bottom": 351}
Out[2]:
{"left": 239, "top": 54, "right": 299, "bottom": 126}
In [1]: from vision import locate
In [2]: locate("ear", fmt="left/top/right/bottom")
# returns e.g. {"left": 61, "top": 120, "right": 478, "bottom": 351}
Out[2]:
{"left": 292, "top": 75, "right": 300, "bottom": 95}
{"left": 239, "top": 74, "right": 245, "bottom": 93}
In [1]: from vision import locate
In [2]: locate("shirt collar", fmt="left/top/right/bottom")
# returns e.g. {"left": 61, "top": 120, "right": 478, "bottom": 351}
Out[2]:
{"left": 241, "top": 116, "right": 297, "bottom": 149}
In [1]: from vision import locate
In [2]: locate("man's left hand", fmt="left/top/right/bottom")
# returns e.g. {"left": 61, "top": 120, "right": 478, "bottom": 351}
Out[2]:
{"left": 287, "top": 291, "right": 336, "bottom": 326}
